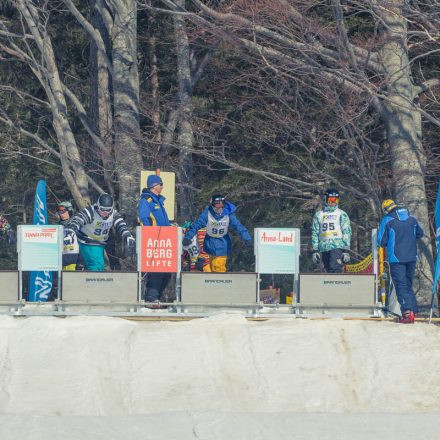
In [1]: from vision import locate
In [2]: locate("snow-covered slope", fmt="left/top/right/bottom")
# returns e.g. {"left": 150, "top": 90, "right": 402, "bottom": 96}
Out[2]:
{"left": 0, "top": 314, "right": 439, "bottom": 439}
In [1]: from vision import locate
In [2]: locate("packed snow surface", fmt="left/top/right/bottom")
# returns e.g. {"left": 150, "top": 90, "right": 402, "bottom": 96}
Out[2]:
{"left": 0, "top": 314, "right": 439, "bottom": 439}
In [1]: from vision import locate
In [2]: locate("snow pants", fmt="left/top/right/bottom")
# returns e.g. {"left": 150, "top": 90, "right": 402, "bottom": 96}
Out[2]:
{"left": 145, "top": 273, "right": 171, "bottom": 302}
{"left": 390, "top": 262, "right": 418, "bottom": 314}
{"left": 79, "top": 243, "right": 105, "bottom": 271}
{"left": 322, "top": 248, "right": 343, "bottom": 273}
{"left": 208, "top": 255, "right": 227, "bottom": 272}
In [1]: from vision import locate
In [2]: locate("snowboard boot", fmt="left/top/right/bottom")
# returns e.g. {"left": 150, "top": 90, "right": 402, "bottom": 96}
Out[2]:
{"left": 399, "top": 310, "right": 415, "bottom": 324}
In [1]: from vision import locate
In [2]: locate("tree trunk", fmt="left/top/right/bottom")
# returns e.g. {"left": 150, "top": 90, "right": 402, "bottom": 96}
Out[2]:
{"left": 90, "top": 0, "right": 115, "bottom": 195}
{"left": 376, "top": 0, "right": 433, "bottom": 303}
{"left": 174, "top": 0, "right": 195, "bottom": 222}
{"left": 108, "top": 0, "right": 143, "bottom": 225}
{"left": 147, "top": 1, "right": 162, "bottom": 157}
{"left": 15, "top": 0, "right": 90, "bottom": 208}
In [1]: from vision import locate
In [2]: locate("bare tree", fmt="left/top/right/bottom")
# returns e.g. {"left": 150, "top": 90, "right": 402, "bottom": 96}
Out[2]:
{"left": 1, "top": 0, "right": 91, "bottom": 207}
{"left": 151, "top": 0, "right": 440, "bottom": 302}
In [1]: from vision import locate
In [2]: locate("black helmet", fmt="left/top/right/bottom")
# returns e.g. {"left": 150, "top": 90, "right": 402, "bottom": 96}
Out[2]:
{"left": 211, "top": 194, "right": 226, "bottom": 206}
{"left": 325, "top": 188, "right": 339, "bottom": 206}
{"left": 97, "top": 193, "right": 114, "bottom": 213}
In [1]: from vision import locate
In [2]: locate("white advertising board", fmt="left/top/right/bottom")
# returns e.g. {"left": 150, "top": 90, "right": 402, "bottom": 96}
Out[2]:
{"left": 255, "top": 228, "right": 300, "bottom": 274}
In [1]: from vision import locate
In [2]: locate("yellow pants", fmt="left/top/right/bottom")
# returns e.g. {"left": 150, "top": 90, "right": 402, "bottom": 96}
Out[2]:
{"left": 209, "top": 255, "right": 227, "bottom": 272}
{"left": 63, "top": 263, "right": 76, "bottom": 271}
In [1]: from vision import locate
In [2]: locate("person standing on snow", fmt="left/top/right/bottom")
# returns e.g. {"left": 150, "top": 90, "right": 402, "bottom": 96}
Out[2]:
{"left": 65, "top": 193, "right": 135, "bottom": 271}
{"left": 378, "top": 199, "right": 423, "bottom": 324}
{"left": 182, "top": 194, "right": 253, "bottom": 273}
{"left": 311, "top": 188, "right": 351, "bottom": 273}
{"left": 137, "top": 174, "right": 171, "bottom": 302}
{"left": 56, "top": 201, "right": 79, "bottom": 270}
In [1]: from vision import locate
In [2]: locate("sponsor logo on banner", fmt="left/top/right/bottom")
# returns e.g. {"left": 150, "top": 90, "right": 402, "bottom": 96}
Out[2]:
{"left": 205, "top": 279, "right": 233, "bottom": 284}
{"left": 85, "top": 277, "right": 114, "bottom": 283}
{"left": 323, "top": 280, "right": 351, "bottom": 286}
{"left": 140, "top": 226, "right": 179, "bottom": 272}
{"left": 258, "top": 230, "right": 295, "bottom": 245}
{"left": 23, "top": 227, "right": 58, "bottom": 244}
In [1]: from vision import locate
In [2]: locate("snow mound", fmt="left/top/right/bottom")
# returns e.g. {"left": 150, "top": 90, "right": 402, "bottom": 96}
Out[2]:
{"left": 0, "top": 314, "right": 439, "bottom": 439}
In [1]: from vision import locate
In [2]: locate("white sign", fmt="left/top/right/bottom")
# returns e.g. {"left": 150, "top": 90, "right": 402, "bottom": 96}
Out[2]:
{"left": 255, "top": 228, "right": 300, "bottom": 274}
{"left": 18, "top": 225, "right": 63, "bottom": 271}
{"left": 22, "top": 227, "right": 58, "bottom": 244}
{"left": 258, "top": 230, "right": 295, "bottom": 246}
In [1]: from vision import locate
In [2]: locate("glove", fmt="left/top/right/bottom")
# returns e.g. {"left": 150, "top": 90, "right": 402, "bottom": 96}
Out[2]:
{"left": 312, "top": 252, "right": 321, "bottom": 264}
{"left": 195, "top": 257, "right": 205, "bottom": 272}
{"left": 63, "top": 228, "right": 75, "bottom": 245}
{"left": 126, "top": 235, "right": 136, "bottom": 250}
{"left": 182, "top": 237, "right": 192, "bottom": 247}
{"left": 342, "top": 252, "right": 350, "bottom": 263}
{"left": 64, "top": 235, "right": 73, "bottom": 246}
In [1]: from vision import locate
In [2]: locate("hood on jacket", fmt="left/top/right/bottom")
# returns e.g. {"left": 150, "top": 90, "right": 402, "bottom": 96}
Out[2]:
{"left": 388, "top": 207, "right": 409, "bottom": 221}
{"left": 210, "top": 200, "right": 236, "bottom": 217}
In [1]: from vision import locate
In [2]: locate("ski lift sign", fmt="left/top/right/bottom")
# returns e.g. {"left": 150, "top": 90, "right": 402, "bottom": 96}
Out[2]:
{"left": 17, "top": 225, "right": 63, "bottom": 271}
{"left": 255, "top": 228, "right": 300, "bottom": 274}
{"left": 138, "top": 226, "right": 181, "bottom": 273}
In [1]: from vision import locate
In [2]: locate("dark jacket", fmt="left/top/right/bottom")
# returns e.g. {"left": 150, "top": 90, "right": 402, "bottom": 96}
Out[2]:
{"left": 378, "top": 207, "right": 423, "bottom": 263}
{"left": 184, "top": 201, "right": 251, "bottom": 256}
{"left": 138, "top": 190, "right": 170, "bottom": 226}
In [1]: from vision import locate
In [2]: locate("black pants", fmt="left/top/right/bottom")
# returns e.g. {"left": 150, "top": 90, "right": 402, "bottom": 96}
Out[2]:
{"left": 145, "top": 273, "right": 171, "bottom": 301}
{"left": 322, "top": 249, "right": 343, "bottom": 273}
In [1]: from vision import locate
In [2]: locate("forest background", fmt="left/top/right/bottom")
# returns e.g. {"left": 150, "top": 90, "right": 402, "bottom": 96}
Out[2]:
{"left": 0, "top": 0, "right": 439, "bottom": 305}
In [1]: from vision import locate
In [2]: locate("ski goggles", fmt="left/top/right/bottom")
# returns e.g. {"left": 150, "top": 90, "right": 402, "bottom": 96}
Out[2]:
{"left": 98, "top": 207, "right": 113, "bottom": 214}
{"left": 327, "top": 197, "right": 339, "bottom": 204}
{"left": 56, "top": 207, "right": 68, "bottom": 213}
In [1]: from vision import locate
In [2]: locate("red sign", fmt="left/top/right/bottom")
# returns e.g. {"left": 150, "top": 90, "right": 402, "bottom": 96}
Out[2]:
{"left": 140, "top": 226, "right": 179, "bottom": 272}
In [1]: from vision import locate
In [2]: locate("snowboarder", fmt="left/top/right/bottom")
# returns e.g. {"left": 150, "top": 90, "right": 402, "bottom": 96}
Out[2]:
{"left": 311, "top": 188, "right": 351, "bottom": 273}
{"left": 56, "top": 201, "right": 79, "bottom": 271}
{"left": 181, "top": 221, "right": 210, "bottom": 272}
{"left": 378, "top": 199, "right": 423, "bottom": 324}
{"left": 65, "top": 193, "right": 135, "bottom": 271}
{"left": 182, "top": 194, "right": 252, "bottom": 273}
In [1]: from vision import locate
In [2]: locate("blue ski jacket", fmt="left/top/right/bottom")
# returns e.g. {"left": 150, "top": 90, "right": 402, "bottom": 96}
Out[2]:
{"left": 138, "top": 190, "right": 170, "bottom": 226}
{"left": 184, "top": 201, "right": 252, "bottom": 256}
{"left": 377, "top": 207, "right": 423, "bottom": 263}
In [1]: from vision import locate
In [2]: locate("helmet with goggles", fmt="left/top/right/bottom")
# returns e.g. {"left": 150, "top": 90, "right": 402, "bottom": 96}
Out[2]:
{"left": 96, "top": 193, "right": 114, "bottom": 216}
{"left": 56, "top": 201, "right": 73, "bottom": 216}
{"left": 211, "top": 194, "right": 226, "bottom": 206}
{"left": 381, "top": 199, "right": 397, "bottom": 214}
{"left": 325, "top": 188, "right": 339, "bottom": 206}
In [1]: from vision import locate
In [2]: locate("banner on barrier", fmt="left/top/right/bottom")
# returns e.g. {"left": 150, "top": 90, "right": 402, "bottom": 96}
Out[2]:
{"left": 0, "top": 271, "right": 19, "bottom": 302}
{"left": 62, "top": 271, "right": 138, "bottom": 302}
{"left": 181, "top": 272, "right": 257, "bottom": 304}
{"left": 139, "top": 226, "right": 180, "bottom": 272}
{"left": 299, "top": 274, "right": 375, "bottom": 306}
{"left": 255, "top": 228, "right": 300, "bottom": 274}
{"left": 18, "top": 225, "right": 62, "bottom": 271}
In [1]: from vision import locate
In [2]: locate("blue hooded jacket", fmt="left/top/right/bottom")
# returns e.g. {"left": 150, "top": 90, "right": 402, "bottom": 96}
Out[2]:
{"left": 138, "top": 189, "right": 170, "bottom": 226}
{"left": 184, "top": 201, "right": 252, "bottom": 256}
{"left": 377, "top": 207, "right": 423, "bottom": 263}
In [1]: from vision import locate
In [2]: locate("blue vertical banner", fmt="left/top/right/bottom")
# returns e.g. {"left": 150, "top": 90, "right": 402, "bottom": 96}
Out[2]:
{"left": 433, "top": 179, "right": 440, "bottom": 297}
{"left": 28, "top": 180, "right": 53, "bottom": 301}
